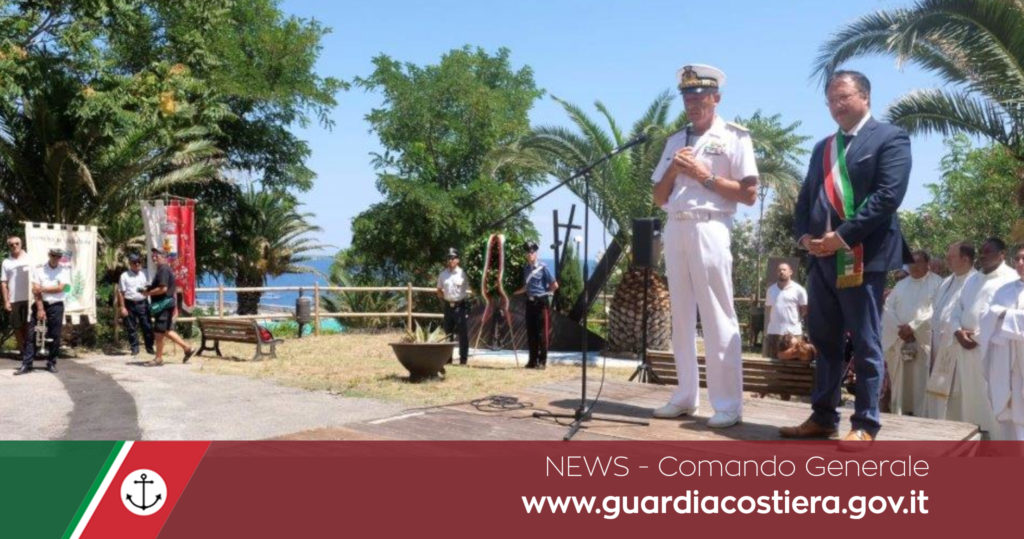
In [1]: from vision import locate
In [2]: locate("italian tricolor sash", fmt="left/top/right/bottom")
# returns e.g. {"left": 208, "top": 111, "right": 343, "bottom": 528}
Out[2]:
{"left": 823, "top": 131, "right": 865, "bottom": 288}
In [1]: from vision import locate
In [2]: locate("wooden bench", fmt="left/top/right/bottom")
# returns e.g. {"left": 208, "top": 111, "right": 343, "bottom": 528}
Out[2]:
{"left": 646, "top": 350, "right": 815, "bottom": 400}
{"left": 196, "top": 318, "right": 283, "bottom": 361}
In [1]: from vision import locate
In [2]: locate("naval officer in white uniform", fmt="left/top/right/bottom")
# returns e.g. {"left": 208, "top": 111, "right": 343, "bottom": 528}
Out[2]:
{"left": 651, "top": 64, "right": 759, "bottom": 428}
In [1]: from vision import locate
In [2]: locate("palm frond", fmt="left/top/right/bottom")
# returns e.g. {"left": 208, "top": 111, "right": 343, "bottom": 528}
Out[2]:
{"left": 887, "top": 88, "right": 1011, "bottom": 145}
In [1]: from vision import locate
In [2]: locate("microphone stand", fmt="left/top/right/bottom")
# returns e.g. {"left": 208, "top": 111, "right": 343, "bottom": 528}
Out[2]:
{"left": 489, "top": 135, "right": 651, "bottom": 440}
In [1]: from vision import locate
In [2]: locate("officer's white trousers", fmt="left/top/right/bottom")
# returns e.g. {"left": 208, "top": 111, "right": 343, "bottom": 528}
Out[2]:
{"left": 662, "top": 216, "right": 743, "bottom": 415}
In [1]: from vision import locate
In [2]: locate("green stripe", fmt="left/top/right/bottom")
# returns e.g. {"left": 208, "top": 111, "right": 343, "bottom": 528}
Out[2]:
{"left": 61, "top": 441, "right": 125, "bottom": 539}
{"left": 0, "top": 442, "right": 117, "bottom": 539}
{"left": 836, "top": 131, "right": 855, "bottom": 218}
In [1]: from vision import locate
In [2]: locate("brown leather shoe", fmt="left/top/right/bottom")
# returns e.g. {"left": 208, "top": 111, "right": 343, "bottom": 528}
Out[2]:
{"left": 779, "top": 418, "right": 838, "bottom": 439}
{"left": 841, "top": 429, "right": 873, "bottom": 442}
{"left": 838, "top": 429, "right": 874, "bottom": 452}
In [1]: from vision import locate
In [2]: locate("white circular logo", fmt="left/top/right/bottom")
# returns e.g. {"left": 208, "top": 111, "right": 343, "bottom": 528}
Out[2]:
{"left": 120, "top": 469, "right": 167, "bottom": 516}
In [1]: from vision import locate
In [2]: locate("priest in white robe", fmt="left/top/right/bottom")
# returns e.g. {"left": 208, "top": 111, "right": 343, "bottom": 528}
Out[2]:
{"left": 948, "top": 238, "right": 1017, "bottom": 437}
{"left": 925, "top": 242, "right": 978, "bottom": 419}
{"left": 977, "top": 246, "right": 1024, "bottom": 441}
{"left": 882, "top": 250, "right": 942, "bottom": 415}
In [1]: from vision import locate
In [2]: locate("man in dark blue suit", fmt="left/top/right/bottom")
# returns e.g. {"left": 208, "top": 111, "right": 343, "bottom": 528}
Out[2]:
{"left": 780, "top": 70, "right": 912, "bottom": 442}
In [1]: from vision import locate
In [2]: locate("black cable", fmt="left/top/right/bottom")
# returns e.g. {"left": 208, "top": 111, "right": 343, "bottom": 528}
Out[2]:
{"left": 469, "top": 394, "right": 533, "bottom": 412}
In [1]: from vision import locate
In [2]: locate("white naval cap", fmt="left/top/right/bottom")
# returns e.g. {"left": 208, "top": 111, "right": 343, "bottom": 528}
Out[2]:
{"left": 677, "top": 64, "right": 726, "bottom": 94}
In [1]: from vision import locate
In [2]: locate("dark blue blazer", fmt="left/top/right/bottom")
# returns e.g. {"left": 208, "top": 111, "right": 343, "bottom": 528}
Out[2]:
{"left": 794, "top": 117, "right": 913, "bottom": 274}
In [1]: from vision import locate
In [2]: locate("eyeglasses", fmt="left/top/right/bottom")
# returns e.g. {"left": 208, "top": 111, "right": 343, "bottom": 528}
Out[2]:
{"left": 826, "top": 92, "right": 863, "bottom": 106}
{"left": 6, "top": 242, "right": 19, "bottom": 247}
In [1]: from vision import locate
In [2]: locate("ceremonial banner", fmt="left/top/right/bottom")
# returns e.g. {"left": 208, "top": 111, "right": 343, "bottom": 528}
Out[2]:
{"left": 23, "top": 222, "right": 98, "bottom": 323}
{"left": 141, "top": 199, "right": 197, "bottom": 309}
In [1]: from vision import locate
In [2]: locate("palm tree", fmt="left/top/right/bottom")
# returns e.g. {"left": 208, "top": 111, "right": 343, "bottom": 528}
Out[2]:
{"left": 734, "top": 111, "right": 810, "bottom": 304}
{"left": 496, "top": 92, "right": 685, "bottom": 352}
{"left": 220, "top": 186, "right": 328, "bottom": 314}
{"left": 813, "top": 0, "right": 1024, "bottom": 191}
{"left": 0, "top": 68, "right": 223, "bottom": 226}
{"left": 321, "top": 250, "right": 405, "bottom": 329}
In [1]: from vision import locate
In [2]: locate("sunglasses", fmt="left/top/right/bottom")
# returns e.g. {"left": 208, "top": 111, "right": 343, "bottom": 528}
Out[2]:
{"left": 6, "top": 243, "right": 19, "bottom": 247}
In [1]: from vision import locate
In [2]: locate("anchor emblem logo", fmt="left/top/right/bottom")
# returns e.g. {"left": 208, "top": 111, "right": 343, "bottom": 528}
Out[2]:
{"left": 120, "top": 469, "right": 167, "bottom": 516}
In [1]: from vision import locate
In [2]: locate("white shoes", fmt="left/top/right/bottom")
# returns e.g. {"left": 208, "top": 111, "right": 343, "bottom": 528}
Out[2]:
{"left": 707, "top": 411, "right": 742, "bottom": 428}
{"left": 652, "top": 403, "right": 697, "bottom": 419}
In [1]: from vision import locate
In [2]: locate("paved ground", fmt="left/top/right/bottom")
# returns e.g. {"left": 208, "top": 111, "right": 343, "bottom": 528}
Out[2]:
{"left": 0, "top": 347, "right": 640, "bottom": 440}
{"left": 0, "top": 353, "right": 406, "bottom": 440}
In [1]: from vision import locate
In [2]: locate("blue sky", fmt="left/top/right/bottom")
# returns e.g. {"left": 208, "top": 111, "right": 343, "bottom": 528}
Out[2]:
{"left": 279, "top": 0, "right": 953, "bottom": 261}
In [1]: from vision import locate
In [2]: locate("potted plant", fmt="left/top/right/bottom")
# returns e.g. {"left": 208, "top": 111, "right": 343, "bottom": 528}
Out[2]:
{"left": 389, "top": 322, "right": 456, "bottom": 381}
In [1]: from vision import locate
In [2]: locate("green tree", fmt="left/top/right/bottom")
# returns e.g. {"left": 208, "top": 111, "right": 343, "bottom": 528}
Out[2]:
{"left": 220, "top": 186, "right": 328, "bottom": 314}
{"left": 735, "top": 111, "right": 810, "bottom": 304}
{"left": 0, "top": 3, "right": 226, "bottom": 226}
{"left": 106, "top": 0, "right": 345, "bottom": 192}
{"left": 0, "top": 1, "right": 341, "bottom": 289}
{"left": 342, "top": 46, "right": 544, "bottom": 287}
{"left": 901, "top": 135, "right": 1023, "bottom": 254}
{"left": 497, "top": 92, "right": 684, "bottom": 352}
{"left": 554, "top": 242, "right": 584, "bottom": 315}
{"left": 321, "top": 250, "right": 404, "bottom": 329}
{"left": 814, "top": 0, "right": 1024, "bottom": 199}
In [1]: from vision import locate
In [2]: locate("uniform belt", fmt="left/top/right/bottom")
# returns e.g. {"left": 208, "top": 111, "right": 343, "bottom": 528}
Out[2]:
{"left": 125, "top": 298, "right": 148, "bottom": 305}
{"left": 446, "top": 300, "right": 468, "bottom": 308}
{"left": 44, "top": 301, "right": 63, "bottom": 307}
{"left": 528, "top": 296, "right": 549, "bottom": 303}
{"left": 670, "top": 210, "right": 726, "bottom": 221}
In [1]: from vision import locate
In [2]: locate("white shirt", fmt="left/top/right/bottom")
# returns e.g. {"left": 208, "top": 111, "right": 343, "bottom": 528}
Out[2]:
{"left": 651, "top": 115, "right": 758, "bottom": 214}
{"left": 1, "top": 253, "right": 30, "bottom": 303}
{"left": 844, "top": 111, "right": 872, "bottom": 137}
{"left": 437, "top": 266, "right": 469, "bottom": 302}
{"left": 33, "top": 263, "right": 72, "bottom": 304}
{"left": 119, "top": 269, "right": 149, "bottom": 302}
{"left": 766, "top": 281, "right": 807, "bottom": 335}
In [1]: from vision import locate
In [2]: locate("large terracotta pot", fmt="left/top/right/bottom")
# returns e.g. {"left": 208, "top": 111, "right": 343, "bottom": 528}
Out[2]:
{"left": 389, "top": 342, "right": 456, "bottom": 381}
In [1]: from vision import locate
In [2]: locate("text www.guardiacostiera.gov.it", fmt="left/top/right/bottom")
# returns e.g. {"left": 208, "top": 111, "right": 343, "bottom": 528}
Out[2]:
{"left": 521, "top": 490, "right": 929, "bottom": 520}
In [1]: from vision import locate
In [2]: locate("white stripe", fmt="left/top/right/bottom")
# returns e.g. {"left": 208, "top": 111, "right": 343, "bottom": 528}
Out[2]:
{"left": 369, "top": 412, "right": 426, "bottom": 424}
{"left": 70, "top": 441, "right": 134, "bottom": 539}
{"left": 827, "top": 136, "right": 845, "bottom": 203}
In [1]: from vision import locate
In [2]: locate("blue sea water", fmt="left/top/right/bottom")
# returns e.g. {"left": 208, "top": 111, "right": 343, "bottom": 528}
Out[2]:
{"left": 198, "top": 256, "right": 596, "bottom": 309}
{"left": 197, "top": 257, "right": 334, "bottom": 309}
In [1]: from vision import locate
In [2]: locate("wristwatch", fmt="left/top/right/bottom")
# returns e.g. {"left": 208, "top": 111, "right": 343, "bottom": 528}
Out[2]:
{"left": 702, "top": 173, "right": 717, "bottom": 190}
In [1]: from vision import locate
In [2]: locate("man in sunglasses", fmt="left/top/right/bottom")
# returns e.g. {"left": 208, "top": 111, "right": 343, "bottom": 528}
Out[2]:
{"left": 1, "top": 236, "right": 30, "bottom": 354}
{"left": 16, "top": 248, "right": 70, "bottom": 375}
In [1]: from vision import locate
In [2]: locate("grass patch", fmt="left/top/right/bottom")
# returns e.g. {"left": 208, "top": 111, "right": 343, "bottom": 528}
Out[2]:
{"left": 196, "top": 331, "right": 635, "bottom": 406}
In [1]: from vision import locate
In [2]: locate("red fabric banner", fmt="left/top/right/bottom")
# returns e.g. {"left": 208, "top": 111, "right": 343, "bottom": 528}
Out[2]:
{"left": 164, "top": 200, "right": 196, "bottom": 308}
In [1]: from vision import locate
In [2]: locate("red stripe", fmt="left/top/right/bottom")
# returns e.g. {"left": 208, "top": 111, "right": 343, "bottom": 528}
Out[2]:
{"left": 822, "top": 136, "right": 845, "bottom": 219}
{"left": 81, "top": 442, "right": 209, "bottom": 538}
{"left": 543, "top": 307, "right": 550, "bottom": 350}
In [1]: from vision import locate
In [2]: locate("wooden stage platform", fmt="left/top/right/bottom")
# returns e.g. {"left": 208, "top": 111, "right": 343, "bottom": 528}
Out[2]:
{"left": 285, "top": 379, "right": 980, "bottom": 442}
